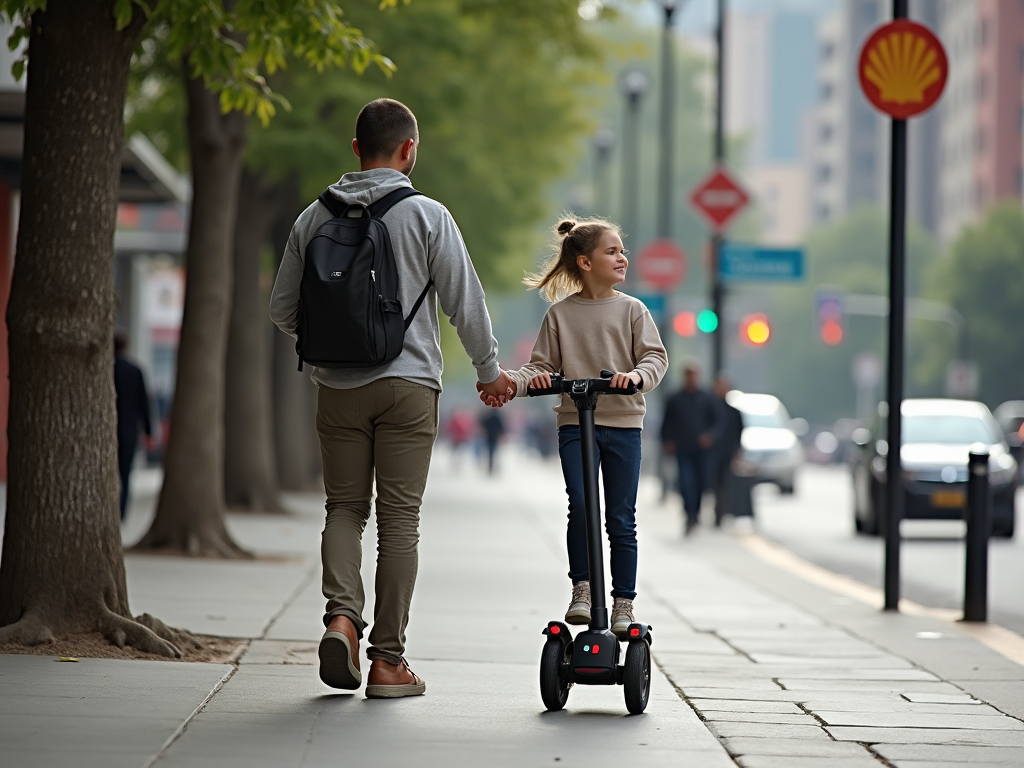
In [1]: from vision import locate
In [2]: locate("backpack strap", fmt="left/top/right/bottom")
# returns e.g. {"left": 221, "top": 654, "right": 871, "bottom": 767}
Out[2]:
{"left": 317, "top": 189, "right": 347, "bottom": 218}
{"left": 368, "top": 186, "right": 422, "bottom": 219}
{"left": 404, "top": 279, "right": 434, "bottom": 331}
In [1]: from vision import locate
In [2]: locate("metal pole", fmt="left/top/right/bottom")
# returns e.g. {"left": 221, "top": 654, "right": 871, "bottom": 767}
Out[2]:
{"left": 963, "top": 449, "right": 990, "bottom": 622}
{"left": 884, "top": 0, "right": 909, "bottom": 612}
{"left": 593, "top": 129, "right": 615, "bottom": 218}
{"left": 710, "top": 0, "right": 726, "bottom": 377}
{"left": 578, "top": 406, "right": 608, "bottom": 630}
{"left": 656, "top": 2, "right": 677, "bottom": 350}
{"left": 622, "top": 88, "right": 643, "bottom": 250}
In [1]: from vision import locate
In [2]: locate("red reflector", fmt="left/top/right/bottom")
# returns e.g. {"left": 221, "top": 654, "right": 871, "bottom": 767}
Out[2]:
{"left": 550, "top": 625, "right": 560, "bottom": 635}
{"left": 592, "top": 644, "right": 599, "bottom": 654}
{"left": 629, "top": 627, "right": 640, "bottom": 637}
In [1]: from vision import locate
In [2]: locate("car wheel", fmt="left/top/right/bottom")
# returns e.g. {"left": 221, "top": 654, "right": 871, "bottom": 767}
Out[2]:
{"left": 992, "top": 517, "right": 1015, "bottom": 539}
{"left": 864, "top": 478, "right": 883, "bottom": 536}
{"left": 854, "top": 513, "right": 865, "bottom": 534}
{"left": 779, "top": 482, "right": 795, "bottom": 496}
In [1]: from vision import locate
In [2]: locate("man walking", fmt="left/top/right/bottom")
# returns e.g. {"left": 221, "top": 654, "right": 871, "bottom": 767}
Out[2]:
{"left": 270, "top": 99, "right": 512, "bottom": 698}
{"left": 660, "top": 360, "right": 719, "bottom": 535}
{"left": 711, "top": 374, "right": 745, "bottom": 526}
{"left": 114, "top": 333, "right": 152, "bottom": 520}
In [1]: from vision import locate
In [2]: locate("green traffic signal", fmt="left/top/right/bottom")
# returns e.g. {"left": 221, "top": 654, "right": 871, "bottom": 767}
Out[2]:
{"left": 696, "top": 309, "right": 718, "bottom": 333}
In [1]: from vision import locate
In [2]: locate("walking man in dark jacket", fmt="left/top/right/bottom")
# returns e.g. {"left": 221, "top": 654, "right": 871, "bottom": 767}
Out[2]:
{"left": 711, "top": 374, "right": 745, "bottom": 525}
{"left": 661, "top": 360, "right": 719, "bottom": 535}
{"left": 114, "top": 333, "right": 152, "bottom": 520}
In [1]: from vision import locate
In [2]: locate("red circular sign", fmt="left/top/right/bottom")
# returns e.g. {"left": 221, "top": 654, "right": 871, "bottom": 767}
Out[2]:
{"left": 636, "top": 239, "right": 687, "bottom": 292}
{"left": 859, "top": 20, "right": 947, "bottom": 119}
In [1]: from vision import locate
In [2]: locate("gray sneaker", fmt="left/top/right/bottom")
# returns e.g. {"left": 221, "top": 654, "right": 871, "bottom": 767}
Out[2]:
{"left": 565, "top": 581, "right": 591, "bottom": 625}
{"left": 610, "top": 597, "right": 635, "bottom": 639}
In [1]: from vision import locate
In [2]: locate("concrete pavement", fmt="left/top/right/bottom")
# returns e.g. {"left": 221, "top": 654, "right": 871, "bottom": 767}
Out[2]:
{"left": 1, "top": 448, "right": 1022, "bottom": 766}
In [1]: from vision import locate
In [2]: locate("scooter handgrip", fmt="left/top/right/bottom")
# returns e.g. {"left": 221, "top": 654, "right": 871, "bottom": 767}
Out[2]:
{"left": 527, "top": 385, "right": 562, "bottom": 397}
{"left": 592, "top": 379, "right": 638, "bottom": 396}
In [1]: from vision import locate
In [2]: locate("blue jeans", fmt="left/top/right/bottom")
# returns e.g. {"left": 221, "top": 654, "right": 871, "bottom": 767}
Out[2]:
{"left": 677, "top": 452, "right": 710, "bottom": 524}
{"left": 558, "top": 425, "right": 642, "bottom": 600}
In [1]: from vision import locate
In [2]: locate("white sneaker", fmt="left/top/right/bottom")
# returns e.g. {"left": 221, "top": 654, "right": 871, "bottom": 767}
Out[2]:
{"left": 610, "top": 597, "right": 635, "bottom": 639}
{"left": 564, "top": 581, "right": 591, "bottom": 625}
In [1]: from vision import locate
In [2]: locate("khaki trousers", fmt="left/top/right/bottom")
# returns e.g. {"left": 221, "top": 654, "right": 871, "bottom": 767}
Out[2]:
{"left": 316, "top": 378, "right": 439, "bottom": 665}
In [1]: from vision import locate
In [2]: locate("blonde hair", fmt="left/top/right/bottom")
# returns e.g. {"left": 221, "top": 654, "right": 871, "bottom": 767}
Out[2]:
{"left": 524, "top": 216, "right": 622, "bottom": 302}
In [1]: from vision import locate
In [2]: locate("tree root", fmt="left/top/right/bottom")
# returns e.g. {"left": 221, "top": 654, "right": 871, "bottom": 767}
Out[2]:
{"left": 131, "top": 526, "right": 254, "bottom": 560}
{"left": 99, "top": 610, "right": 184, "bottom": 658}
{"left": 0, "top": 612, "right": 54, "bottom": 646}
{"left": 134, "top": 613, "right": 203, "bottom": 653}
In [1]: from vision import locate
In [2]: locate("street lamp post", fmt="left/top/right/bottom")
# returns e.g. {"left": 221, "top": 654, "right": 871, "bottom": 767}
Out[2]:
{"left": 621, "top": 70, "right": 649, "bottom": 252}
{"left": 711, "top": 0, "right": 727, "bottom": 377}
{"left": 592, "top": 127, "right": 616, "bottom": 218}
{"left": 656, "top": 0, "right": 679, "bottom": 245}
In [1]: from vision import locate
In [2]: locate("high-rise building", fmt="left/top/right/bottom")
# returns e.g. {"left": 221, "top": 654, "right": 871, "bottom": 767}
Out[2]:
{"left": 938, "top": 0, "right": 1024, "bottom": 242}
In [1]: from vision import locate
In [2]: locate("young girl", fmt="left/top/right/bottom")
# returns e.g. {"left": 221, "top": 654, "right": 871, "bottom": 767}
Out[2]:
{"left": 499, "top": 217, "right": 668, "bottom": 638}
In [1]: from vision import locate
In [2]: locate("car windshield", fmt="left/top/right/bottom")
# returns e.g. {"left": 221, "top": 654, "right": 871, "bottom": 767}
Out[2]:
{"left": 741, "top": 410, "right": 785, "bottom": 429}
{"left": 902, "top": 414, "right": 999, "bottom": 445}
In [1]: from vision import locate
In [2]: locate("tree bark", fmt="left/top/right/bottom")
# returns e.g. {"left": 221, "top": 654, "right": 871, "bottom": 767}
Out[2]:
{"left": 223, "top": 168, "right": 295, "bottom": 512}
{"left": 135, "top": 71, "right": 249, "bottom": 557}
{"left": 0, "top": 1, "right": 191, "bottom": 656}
{"left": 269, "top": 206, "right": 323, "bottom": 491}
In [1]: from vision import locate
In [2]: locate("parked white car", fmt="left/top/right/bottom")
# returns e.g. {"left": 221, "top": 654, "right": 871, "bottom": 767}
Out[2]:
{"left": 726, "top": 391, "right": 805, "bottom": 495}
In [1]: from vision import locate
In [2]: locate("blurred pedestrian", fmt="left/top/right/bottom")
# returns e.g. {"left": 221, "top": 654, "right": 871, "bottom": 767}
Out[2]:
{"left": 711, "top": 374, "right": 745, "bottom": 526}
{"left": 114, "top": 333, "right": 152, "bottom": 520}
{"left": 661, "top": 360, "right": 719, "bottom": 535}
{"left": 446, "top": 408, "right": 476, "bottom": 468}
{"left": 478, "top": 408, "right": 505, "bottom": 474}
{"left": 270, "top": 98, "right": 514, "bottom": 698}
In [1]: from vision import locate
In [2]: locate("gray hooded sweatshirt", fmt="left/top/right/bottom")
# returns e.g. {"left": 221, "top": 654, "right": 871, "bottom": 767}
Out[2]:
{"left": 269, "top": 168, "right": 501, "bottom": 391}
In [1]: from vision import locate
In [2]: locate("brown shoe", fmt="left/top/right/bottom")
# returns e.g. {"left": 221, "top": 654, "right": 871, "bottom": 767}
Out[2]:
{"left": 365, "top": 657, "right": 426, "bottom": 699}
{"left": 319, "top": 615, "right": 361, "bottom": 690}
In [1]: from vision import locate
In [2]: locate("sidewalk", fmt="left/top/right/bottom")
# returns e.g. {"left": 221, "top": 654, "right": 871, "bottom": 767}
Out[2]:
{"left": 1, "top": 448, "right": 1022, "bottom": 767}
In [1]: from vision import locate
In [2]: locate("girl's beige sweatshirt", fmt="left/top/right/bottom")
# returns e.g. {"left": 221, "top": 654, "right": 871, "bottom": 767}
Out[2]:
{"left": 506, "top": 292, "right": 668, "bottom": 430}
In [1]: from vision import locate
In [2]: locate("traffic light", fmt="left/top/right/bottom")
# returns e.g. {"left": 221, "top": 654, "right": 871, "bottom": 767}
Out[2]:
{"left": 816, "top": 291, "right": 844, "bottom": 345}
{"left": 696, "top": 309, "right": 718, "bottom": 333}
{"left": 740, "top": 313, "right": 770, "bottom": 346}
{"left": 673, "top": 311, "right": 697, "bottom": 337}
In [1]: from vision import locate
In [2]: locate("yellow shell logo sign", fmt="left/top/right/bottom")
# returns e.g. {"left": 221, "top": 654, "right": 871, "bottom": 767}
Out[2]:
{"left": 859, "top": 20, "right": 947, "bottom": 119}
{"left": 864, "top": 31, "right": 940, "bottom": 104}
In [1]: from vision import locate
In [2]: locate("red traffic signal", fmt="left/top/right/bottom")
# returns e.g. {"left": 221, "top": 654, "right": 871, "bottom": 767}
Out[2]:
{"left": 821, "top": 319, "right": 843, "bottom": 345}
{"left": 673, "top": 311, "right": 697, "bottom": 337}
{"left": 740, "top": 314, "right": 770, "bottom": 346}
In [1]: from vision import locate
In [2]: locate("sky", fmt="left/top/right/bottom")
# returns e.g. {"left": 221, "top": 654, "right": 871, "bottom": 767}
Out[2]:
{"left": 621, "top": 0, "right": 841, "bottom": 36}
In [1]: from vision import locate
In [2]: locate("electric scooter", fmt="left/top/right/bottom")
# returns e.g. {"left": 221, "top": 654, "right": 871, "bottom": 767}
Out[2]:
{"left": 528, "top": 370, "right": 653, "bottom": 715}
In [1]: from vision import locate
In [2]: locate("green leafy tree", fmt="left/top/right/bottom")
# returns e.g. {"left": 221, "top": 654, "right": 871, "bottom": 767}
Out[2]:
{"left": 922, "top": 203, "right": 1024, "bottom": 407}
{"left": 761, "top": 206, "right": 938, "bottom": 425}
{"left": 0, "top": 0, "right": 390, "bottom": 655}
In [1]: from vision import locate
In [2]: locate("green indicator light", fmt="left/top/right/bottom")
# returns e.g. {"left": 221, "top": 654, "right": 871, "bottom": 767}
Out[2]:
{"left": 583, "top": 645, "right": 590, "bottom": 652}
{"left": 696, "top": 309, "right": 718, "bottom": 333}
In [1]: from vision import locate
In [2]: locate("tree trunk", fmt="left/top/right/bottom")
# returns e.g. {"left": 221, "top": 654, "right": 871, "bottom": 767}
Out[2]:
{"left": 0, "top": 1, "right": 191, "bottom": 656}
{"left": 269, "top": 207, "right": 322, "bottom": 491}
{"left": 135, "top": 71, "right": 249, "bottom": 557}
{"left": 223, "top": 168, "right": 294, "bottom": 512}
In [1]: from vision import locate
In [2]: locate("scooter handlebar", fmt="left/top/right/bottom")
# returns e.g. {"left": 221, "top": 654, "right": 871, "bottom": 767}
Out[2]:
{"left": 526, "top": 372, "right": 638, "bottom": 397}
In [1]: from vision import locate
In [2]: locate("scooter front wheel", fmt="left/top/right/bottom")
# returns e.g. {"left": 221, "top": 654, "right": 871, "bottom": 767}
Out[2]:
{"left": 623, "top": 640, "right": 651, "bottom": 714}
{"left": 540, "top": 639, "right": 571, "bottom": 711}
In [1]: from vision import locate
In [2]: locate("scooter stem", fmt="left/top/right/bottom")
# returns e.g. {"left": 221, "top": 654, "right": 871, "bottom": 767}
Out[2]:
{"left": 578, "top": 406, "right": 609, "bottom": 630}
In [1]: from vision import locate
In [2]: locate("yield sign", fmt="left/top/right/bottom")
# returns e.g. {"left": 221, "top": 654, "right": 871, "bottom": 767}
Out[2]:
{"left": 689, "top": 167, "right": 750, "bottom": 232}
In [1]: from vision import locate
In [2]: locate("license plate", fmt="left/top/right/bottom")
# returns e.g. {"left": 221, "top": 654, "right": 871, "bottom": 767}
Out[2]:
{"left": 932, "top": 491, "right": 965, "bottom": 508}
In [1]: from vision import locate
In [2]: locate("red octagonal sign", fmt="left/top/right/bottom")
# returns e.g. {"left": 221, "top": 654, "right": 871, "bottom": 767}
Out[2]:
{"left": 689, "top": 167, "right": 750, "bottom": 232}
{"left": 636, "top": 239, "right": 687, "bottom": 292}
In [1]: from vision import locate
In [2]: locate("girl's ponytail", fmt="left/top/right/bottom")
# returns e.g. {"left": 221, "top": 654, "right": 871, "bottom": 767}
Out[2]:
{"left": 525, "top": 215, "right": 620, "bottom": 302}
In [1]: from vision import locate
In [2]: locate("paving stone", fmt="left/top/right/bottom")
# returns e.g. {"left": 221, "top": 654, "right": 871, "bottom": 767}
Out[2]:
{"left": 720, "top": 737, "right": 872, "bottom": 758}
{"left": 802, "top": 701, "right": 1003, "bottom": 716}
{"left": 814, "top": 711, "right": 1023, "bottom": 730}
{"left": 951, "top": 681, "right": 1024, "bottom": 721}
{"left": 871, "top": 743, "right": 1024, "bottom": 763}
{"left": 690, "top": 699, "right": 804, "bottom": 714}
{"left": 902, "top": 693, "right": 984, "bottom": 705}
{"left": 238, "top": 639, "right": 318, "bottom": 666}
{"left": 890, "top": 762, "right": 1019, "bottom": 768}
{"left": 777, "top": 669, "right": 941, "bottom": 681}
{"left": 737, "top": 756, "right": 882, "bottom": 768}
{"left": 779, "top": 679, "right": 961, "bottom": 693}
{"left": 701, "top": 711, "right": 818, "bottom": 725}
{"left": 706, "top": 721, "right": 830, "bottom": 740}
{"left": 827, "top": 727, "right": 1024, "bottom": 747}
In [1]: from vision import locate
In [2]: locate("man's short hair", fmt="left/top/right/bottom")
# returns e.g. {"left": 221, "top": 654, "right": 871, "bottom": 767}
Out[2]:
{"left": 355, "top": 99, "right": 418, "bottom": 161}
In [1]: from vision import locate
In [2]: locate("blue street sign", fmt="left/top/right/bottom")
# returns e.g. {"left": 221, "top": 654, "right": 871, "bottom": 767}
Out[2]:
{"left": 719, "top": 244, "right": 805, "bottom": 282}
{"left": 632, "top": 294, "right": 666, "bottom": 313}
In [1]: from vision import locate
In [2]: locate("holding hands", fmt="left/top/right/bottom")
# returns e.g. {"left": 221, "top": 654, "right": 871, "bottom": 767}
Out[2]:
{"left": 476, "top": 369, "right": 516, "bottom": 408}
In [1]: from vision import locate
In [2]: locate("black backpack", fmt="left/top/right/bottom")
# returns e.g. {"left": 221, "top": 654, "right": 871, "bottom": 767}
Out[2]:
{"left": 295, "top": 186, "right": 432, "bottom": 371}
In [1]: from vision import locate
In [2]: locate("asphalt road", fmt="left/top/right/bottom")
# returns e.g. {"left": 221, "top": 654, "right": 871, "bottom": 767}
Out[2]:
{"left": 749, "top": 464, "right": 1024, "bottom": 635}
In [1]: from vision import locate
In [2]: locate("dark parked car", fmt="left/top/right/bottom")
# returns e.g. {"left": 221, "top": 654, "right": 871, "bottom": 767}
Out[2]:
{"left": 852, "top": 399, "right": 1017, "bottom": 538}
{"left": 993, "top": 400, "right": 1024, "bottom": 484}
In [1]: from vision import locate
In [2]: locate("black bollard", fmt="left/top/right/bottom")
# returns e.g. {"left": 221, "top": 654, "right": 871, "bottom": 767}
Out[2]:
{"left": 963, "top": 449, "right": 990, "bottom": 622}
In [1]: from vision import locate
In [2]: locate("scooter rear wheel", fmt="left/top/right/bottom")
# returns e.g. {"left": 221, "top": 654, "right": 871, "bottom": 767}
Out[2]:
{"left": 540, "top": 639, "right": 571, "bottom": 711}
{"left": 623, "top": 640, "right": 651, "bottom": 714}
